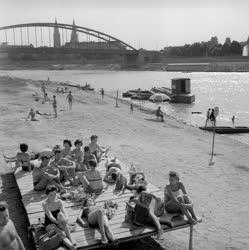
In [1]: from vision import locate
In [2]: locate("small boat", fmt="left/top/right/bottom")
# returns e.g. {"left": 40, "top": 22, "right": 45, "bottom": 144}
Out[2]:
{"left": 199, "top": 126, "right": 249, "bottom": 134}
{"left": 122, "top": 89, "right": 153, "bottom": 100}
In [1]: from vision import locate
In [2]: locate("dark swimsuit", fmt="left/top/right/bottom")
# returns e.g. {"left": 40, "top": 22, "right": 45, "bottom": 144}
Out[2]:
{"left": 44, "top": 209, "right": 60, "bottom": 227}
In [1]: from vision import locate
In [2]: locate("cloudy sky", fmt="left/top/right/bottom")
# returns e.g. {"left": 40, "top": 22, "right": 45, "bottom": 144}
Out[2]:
{"left": 0, "top": 0, "right": 248, "bottom": 49}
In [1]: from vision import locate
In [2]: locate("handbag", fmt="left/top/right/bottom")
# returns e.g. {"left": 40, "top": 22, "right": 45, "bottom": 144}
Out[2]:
{"left": 38, "top": 231, "right": 62, "bottom": 250}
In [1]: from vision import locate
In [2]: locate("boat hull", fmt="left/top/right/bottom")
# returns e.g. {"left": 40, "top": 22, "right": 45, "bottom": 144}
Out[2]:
{"left": 199, "top": 126, "right": 249, "bottom": 134}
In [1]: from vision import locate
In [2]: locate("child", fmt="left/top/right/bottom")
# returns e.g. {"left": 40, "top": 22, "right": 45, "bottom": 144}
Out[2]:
{"left": 164, "top": 171, "right": 202, "bottom": 225}
{"left": 4, "top": 143, "right": 33, "bottom": 172}
{"left": 52, "top": 95, "right": 57, "bottom": 118}
{"left": 88, "top": 135, "right": 103, "bottom": 163}
{"left": 26, "top": 108, "right": 38, "bottom": 121}
{"left": 82, "top": 146, "right": 91, "bottom": 170}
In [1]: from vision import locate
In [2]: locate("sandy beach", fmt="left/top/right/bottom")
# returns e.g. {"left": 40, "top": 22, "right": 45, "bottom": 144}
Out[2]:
{"left": 0, "top": 75, "right": 249, "bottom": 250}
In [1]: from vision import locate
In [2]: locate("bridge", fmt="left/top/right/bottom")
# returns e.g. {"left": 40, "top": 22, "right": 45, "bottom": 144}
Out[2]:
{"left": 0, "top": 22, "right": 140, "bottom": 66}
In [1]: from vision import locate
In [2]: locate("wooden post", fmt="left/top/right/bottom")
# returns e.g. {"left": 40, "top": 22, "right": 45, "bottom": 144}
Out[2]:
{"left": 189, "top": 225, "right": 193, "bottom": 250}
{"left": 115, "top": 90, "right": 119, "bottom": 107}
{"left": 210, "top": 118, "right": 216, "bottom": 162}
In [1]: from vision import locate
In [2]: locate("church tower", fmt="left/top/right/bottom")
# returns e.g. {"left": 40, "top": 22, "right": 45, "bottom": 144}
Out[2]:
{"left": 70, "top": 20, "right": 79, "bottom": 45}
{"left": 53, "top": 18, "right": 61, "bottom": 48}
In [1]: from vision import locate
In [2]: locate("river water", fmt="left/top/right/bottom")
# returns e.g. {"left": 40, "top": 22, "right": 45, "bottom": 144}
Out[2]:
{"left": 1, "top": 70, "right": 249, "bottom": 144}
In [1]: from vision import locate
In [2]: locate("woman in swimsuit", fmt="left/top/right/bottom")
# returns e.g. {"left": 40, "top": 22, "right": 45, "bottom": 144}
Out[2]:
{"left": 164, "top": 171, "right": 202, "bottom": 225}
{"left": 71, "top": 139, "right": 84, "bottom": 171}
{"left": 78, "top": 159, "right": 103, "bottom": 194}
{"left": 77, "top": 197, "right": 116, "bottom": 244}
{"left": 62, "top": 140, "right": 73, "bottom": 159}
{"left": 42, "top": 185, "right": 76, "bottom": 250}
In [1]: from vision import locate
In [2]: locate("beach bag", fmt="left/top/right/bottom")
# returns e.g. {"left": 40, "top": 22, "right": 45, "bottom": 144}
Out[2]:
{"left": 125, "top": 201, "right": 136, "bottom": 223}
{"left": 38, "top": 231, "right": 62, "bottom": 250}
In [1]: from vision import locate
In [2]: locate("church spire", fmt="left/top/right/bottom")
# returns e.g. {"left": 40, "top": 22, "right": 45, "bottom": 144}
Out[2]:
{"left": 70, "top": 19, "right": 79, "bottom": 45}
{"left": 53, "top": 18, "right": 61, "bottom": 48}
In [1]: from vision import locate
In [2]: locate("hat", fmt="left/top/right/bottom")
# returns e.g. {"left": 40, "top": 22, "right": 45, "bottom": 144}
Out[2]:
{"left": 52, "top": 145, "right": 62, "bottom": 153}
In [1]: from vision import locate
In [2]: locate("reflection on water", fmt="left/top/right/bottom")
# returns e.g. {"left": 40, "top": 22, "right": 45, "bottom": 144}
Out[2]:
{"left": 1, "top": 70, "right": 249, "bottom": 144}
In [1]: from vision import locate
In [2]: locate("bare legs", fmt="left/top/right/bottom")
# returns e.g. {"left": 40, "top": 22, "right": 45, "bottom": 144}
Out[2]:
{"left": 149, "top": 198, "right": 163, "bottom": 239}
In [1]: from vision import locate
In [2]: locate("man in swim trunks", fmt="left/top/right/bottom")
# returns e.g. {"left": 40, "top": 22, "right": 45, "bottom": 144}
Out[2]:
{"left": 26, "top": 108, "right": 38, "bottom": 121}
{"left": 66, "top": 91, "right": 74, "bottom": 110}
{"left": 0, "top": 201, "right": 25, "bottom": 250}
{"left": 52, "top": 95, "right": 57, "bottom": 118}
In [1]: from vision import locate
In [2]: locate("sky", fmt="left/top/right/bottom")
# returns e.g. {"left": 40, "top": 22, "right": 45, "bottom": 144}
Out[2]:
{"left": 0, "top": 0, "right": 248, "bottom": 50}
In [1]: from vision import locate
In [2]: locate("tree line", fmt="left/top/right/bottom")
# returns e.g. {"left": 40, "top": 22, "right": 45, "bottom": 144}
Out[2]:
{"left": 163, "top": 37, "right": 244, "bottom": 57}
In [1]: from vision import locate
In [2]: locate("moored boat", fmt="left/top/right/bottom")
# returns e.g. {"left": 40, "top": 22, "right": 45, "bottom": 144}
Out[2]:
{"left": 199, "top": 126, "right": 249, "bottom": 134}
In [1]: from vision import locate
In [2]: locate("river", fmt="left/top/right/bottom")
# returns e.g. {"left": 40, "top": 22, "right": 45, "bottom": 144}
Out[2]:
{"left": 1, "top": 70, "right": 249, "bottom": 144}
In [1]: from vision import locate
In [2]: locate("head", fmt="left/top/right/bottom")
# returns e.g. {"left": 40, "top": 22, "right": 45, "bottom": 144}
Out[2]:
{"left": 45, "top": 185, "right": 58, "bottom": 200}
{"left": 69, "top": 91, "right": 72, "bottom": 94}
{"left": 20, "top": 143, "right": 28, "bottom": 153}
{"left": 169, "top": 171, "right": 180, "bottom": 185}
{"left": 40, "top": 155, "right": 50, "bottom": 166}
{"left": 53, "top": 95, "right": 56, "bottom": 99}
{"left": 53, "top": 145, "right": 62, "bottom": 160}
{"left": 74, "top": 139, "right": 83, "bottom": 148}
{"left": 83, "top": 197, "right": 95, "bottom": 207}
{"left": 134, "top": 173, "right": 144, "bottom": 183}
{"left": 0, "top": 201, "right": 9, "bottom": 226}
{"left": 111, "top": 172, "right": 119, "bottom": 182}
{"left": 84, "top": 146, "right": 90, "bottom": 153}
{"left": 90, "top": 135, "right": 98, "bottom": 143}
{"left": 63, "top": 139, "right": 72, "bottom": 149}
{"left": 88, "top": 159, "right": 97, "bottom": 169}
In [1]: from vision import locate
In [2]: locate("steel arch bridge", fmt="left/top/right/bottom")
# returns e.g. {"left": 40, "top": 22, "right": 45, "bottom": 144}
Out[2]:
{"left": 0, "top": 22, "right": 138, "bottom": 51}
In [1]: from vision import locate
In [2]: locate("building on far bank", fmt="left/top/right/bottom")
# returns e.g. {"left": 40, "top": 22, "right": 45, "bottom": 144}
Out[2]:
{"left": 242, "top": 36, "right": 249, "bottom": 56}
{"left": 53, "top": 18, "right": 61, "bottom": 48}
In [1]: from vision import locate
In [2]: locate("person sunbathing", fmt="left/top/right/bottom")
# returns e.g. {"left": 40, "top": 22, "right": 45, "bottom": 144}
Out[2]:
{"left": 42, "top": 185, "right": 76, "bottom": 250}
{"left": 103, "top": 157, "right": 122, "bottom": 184}
{"left": 71, "top": 139, "right": 84, "bottom": 171}
{"left": 88, "top": 135, "right": 103, "bottom": 163}
{"left": 0, "top": 201, "right": 25, "bottom": 250}
{"left": 164, "top": 171, "right": 202, "bottom": 225}
{"left": 78, "top": 159, "right": 103, "bottom": 194}
{"left": 26, "top": 108, "right": 38, "bottom": 121}
{"left": 50, "top": 146, "right": 76, "bottom": 185}
{"left": 32, "top": 154, "right": 65, "bottom": 192}
{"left": 62, "top": 139, "right": 73, "bottom": 159}
{"left": 3, "top": 143, "right": 34, "bottom": 172}
{"left": 77, "top": 197, "right": 116, "bottom": 244}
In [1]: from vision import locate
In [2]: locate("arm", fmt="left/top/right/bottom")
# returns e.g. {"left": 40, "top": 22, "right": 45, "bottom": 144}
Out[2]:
{"left": 16, "top": 234, "right": 25, "bottom": 250}
{"left": 59, "top": 200, "right": 68, "bottom": 221}
{"left": 96, "top": 144, "right": 103, "bottom": 154}
{"left": 76, "top": 208, "right": 88, "bottom": 227}
{"left": 26, "top": 111, "right": 31, "bottom": 120}
{"left": 179, "top": 182, "right": 192, "bottom": 205}
{"left": 42, "top": 202, "right": 58, "bottom": 224}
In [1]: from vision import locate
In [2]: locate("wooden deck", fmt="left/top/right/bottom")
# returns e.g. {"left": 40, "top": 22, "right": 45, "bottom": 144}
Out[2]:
{"left": 13, "top": 157, "right": 193, "bottom": 250}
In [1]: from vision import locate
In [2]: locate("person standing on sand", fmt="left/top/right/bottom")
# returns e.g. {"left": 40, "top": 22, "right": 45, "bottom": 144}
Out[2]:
{"left": 232, "top": 115, "right": 235, "bottom": 125}
{"left": 100, "top": 88, "right": 104, "bottom": 100}
{"left": 52, "top": 95, "right": 57, "bottom": 118}
{"left": 66, "top": 91, "right": 74, "bottom": 110}
{"left": 130, "top": 103, "right": 134, "bottom": 114}
{"left": 41, "top": 82, "right": 46, "bottom": 100}
{"left": 0, "top": 201, "right": 25, "bottom": 250}
{"left": 205, "top": 108, "right": 211, "bottom": 127}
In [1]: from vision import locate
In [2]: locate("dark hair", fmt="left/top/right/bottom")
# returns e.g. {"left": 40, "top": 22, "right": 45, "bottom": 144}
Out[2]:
{"left": 53, "top": 145, "right": 62, "bottom": 154}
{"left": 63, "top": 139, "right": 72, "bottom": 147}
{"left": 20, "top": 143, "right": 28, "bottom": 153}
{"left": 82, "top": 197, "right": 95, "bottom": 207}
{"left": 41, "top": 155, "right": 49, "bottom": 161}
{"left": 45, "top": 185, "right": 58, "bottom": 195}
{"left": 88, "top": 160, "right": 97, "bottom": 168}
{"left": 111, "top": 172, "right": 118, "bottom": 181}
{"left": 169, "top": 171, "right": 179, "bottom": 181}
{"left": 53, "top": 95, "right": 56, "bottom": 98}
{"left": 136, "top": 185, "right": 147, "bottom": 194}
{"left": 90, "top": 135, "right": 98, "bottom": 141}
{"left": 84, "top": 146, "right": 90, "bottom": 152}
{"left": 74, "top": 139, "right": 83, "bottom": 146}
{"left": 0, "top": 201, "right": 8, "bottom": 212}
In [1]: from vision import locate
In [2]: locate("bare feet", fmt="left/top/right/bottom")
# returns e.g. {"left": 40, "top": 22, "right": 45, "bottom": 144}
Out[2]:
{"left": 101, "top": 237, "right": 108, "bottom": 244}
{"left": 189, "top": 218, "right": 198, "bottom": 225}
{"left": 195, "top": 216, "right": 202, "bottom": 223}
{"left": 157, "top": 228, "right": 164, "bottom": 240}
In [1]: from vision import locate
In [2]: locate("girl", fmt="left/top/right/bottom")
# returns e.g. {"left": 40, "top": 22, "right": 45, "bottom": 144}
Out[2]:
{"left": 42, "top": 185, "right": 76, "bottom": 250}
{"left": 77, "top": 197, "right": 116, "bottom": 244}
{"left": 164, "top": 171, "right": 202, "bottom": 225}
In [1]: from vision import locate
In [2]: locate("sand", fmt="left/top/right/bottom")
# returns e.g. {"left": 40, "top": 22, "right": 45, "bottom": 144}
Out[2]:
{"left": 0, "top": 75, "right": 249, "bottom": 250}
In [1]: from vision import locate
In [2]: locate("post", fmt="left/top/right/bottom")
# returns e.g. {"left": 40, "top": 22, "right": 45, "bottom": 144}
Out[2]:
{"left": 210, "top": 118, "right": 216, "bottom": 162}
{"left": 115, "top": 90, "right": 119, "bottom": 107}
{"left": 189, "top": 225, "right": 193, "bottom": 250}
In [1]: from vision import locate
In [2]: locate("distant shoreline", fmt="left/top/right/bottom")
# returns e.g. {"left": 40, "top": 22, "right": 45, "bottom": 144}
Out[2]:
{"left": 1, "top": 59, "right": 249, "bottom": 72}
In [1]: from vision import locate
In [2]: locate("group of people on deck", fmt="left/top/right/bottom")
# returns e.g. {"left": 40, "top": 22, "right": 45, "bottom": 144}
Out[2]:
{"left": 3, "top": 134, "right": 202, "bottom": 249}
